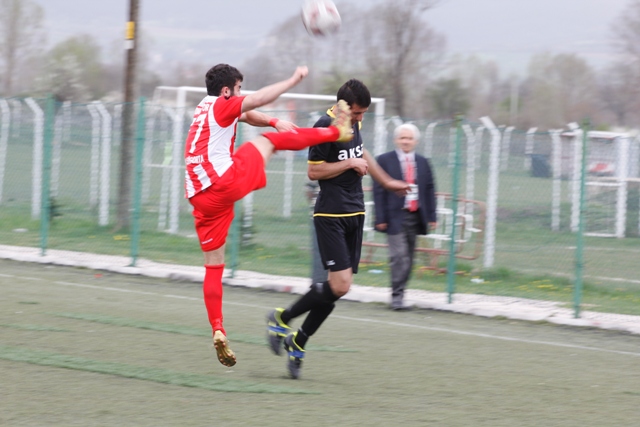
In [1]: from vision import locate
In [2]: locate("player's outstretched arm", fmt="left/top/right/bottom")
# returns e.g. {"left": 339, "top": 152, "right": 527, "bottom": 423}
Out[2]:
{"left": 241, "top": 66, "right": 308, "bottom": 113}
{"left": 364, "top": 149, "right": 410, "bottom": 196}
{"left": 240, "top": 110, "right": 298, "bottom": 131}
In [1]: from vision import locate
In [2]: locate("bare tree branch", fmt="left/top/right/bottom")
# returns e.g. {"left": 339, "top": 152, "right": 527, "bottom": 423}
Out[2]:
{"left": 0, "top": 0, "right": 44, "bottom": 95}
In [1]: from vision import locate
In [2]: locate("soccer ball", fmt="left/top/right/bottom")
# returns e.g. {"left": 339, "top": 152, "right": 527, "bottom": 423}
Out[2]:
{"left": 301, "top": 0, "right": 342, "bottom": 37}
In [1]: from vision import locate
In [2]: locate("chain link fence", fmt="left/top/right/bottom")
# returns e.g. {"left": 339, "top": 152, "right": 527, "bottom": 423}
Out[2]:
{"left": 1, "top": 96, "right": 639, "bottom": 317}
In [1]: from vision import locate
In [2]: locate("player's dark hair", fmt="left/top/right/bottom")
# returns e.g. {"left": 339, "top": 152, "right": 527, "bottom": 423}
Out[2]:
{"left": 205, "top": 64, "right": 244, "bottom": 96}
{"left": 337, "top": 79, "right": 371, "bottom": 108}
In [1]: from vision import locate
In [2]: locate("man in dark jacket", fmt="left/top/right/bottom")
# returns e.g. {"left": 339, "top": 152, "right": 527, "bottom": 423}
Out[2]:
{"left": 373, "top": 123, "right": 437, "bottom": 310}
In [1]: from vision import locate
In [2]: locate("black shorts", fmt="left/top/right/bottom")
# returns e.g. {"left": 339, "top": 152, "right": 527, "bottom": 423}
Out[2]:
{"left": 314, "top": 214, "right": 364, "bottom": 274}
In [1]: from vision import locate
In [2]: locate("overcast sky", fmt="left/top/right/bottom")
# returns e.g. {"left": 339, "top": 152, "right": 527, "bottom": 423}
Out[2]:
{"left": 39, "top": 0, "right": 630, "bottom": 77}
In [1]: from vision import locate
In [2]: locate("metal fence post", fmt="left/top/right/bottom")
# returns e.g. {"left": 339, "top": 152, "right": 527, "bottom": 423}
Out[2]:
{"left": 480, "top": 116, "right": 501, "bottom": 268}
{"left": 130, "top": 98, "right": 146, "bottom": 266}
{"left": 0, "top": 99, "right": 9, "bottom": 204}
{"left": 574, "top": 118, "right": 590, "bottom": 318}
{"left": 25, "top": 98, "right": 44, "bottom": 219}
{"left": 40, "top": 96, "right": 55, "bottom": 256}
{"left": 447, "top": 115, "right": 463, "bottom": 303}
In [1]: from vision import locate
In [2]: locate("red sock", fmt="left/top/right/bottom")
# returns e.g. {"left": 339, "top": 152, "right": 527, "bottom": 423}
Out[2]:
{"left": 262, "top": 126, "right": 339, "bottom": 151}
{"left": 203, "top": 264, "right": 226, "bottom": 335}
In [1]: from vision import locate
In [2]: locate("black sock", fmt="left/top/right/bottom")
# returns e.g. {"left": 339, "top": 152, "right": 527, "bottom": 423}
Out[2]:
{"left": 280, "top": 281, "right": 338, "bottom": 323}
{"left": 281, "top": 282, "right": 326, "bottom": 324}
{"left": 294, "top": 328, "right": 309, "bottom": 349}
{"left": 299, "top": 302, "right": 335, "bottom": 343}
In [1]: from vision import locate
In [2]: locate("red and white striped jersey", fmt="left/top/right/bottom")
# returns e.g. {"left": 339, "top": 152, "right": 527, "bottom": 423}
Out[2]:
{"left": 184, "top": 95, "right": 245, "bottom": 198}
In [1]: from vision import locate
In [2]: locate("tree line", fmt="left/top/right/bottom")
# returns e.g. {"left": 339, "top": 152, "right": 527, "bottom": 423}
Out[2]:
{"left": 2, "top": 0, "right": 640, "bottom": 131}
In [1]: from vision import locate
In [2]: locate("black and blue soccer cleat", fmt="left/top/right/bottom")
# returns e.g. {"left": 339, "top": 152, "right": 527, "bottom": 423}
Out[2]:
{"left": 284, "top": 332, "right": 305, "bottom": 379}
{"left": 266, "top": 308, "right": 292, "bottom": 356}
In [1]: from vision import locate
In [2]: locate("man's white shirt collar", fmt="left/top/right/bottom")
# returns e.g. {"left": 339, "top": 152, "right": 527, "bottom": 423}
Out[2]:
{"left": 395, "top": 149, "right": 415, "bottom": 162}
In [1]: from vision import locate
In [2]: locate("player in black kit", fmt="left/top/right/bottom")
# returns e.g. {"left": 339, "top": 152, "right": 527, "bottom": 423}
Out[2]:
{"left": 266, "top": 79, "right": 410, "bottom": 379}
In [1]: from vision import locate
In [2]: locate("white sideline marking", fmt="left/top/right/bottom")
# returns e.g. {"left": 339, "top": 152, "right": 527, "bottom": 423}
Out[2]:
{"left": 518, "top": 267, "right": 640, "bottom": 287}
{"left": 54, "top": 281, "right": 203, "bottom": 302}
{"left": 55, "top": 281, "right": 160, "bottom": 296}
{"left": 331, "top": 315, "right": 640, "bottom": 358}
{"left": 593, "top": 276, "right": 640, "bottom": 285}
{"left": 9, "top": 276, "right": 640, "bottom": 358}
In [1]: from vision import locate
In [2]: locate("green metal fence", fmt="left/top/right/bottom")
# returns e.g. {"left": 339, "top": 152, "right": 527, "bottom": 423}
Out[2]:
{"left": 1, "top": 96, "right": 639, "bottom": 318}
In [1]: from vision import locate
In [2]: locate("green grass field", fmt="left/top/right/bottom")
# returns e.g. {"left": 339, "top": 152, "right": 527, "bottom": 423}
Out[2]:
{"left": 1, "top": 259, "right": 639, "bottom": 427}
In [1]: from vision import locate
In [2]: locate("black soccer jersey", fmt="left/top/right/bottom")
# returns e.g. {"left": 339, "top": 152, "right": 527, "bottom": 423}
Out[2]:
{"left": 308, "top": 111, "right": 365, "bottom": 216}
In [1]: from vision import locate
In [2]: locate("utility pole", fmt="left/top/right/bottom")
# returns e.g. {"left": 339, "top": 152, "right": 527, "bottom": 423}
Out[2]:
{"left": 116, "top": 0, "right": 139, "bottom": 230}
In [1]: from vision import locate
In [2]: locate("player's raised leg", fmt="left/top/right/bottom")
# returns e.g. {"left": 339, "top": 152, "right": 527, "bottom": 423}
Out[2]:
{"left": 249, "top": 99, "right": 353, "bottom": 162}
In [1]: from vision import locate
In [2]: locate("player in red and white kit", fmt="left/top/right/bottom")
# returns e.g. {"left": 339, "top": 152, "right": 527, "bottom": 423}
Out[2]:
{"left": 185, "top": 64, "right": 353, "bottom": 367}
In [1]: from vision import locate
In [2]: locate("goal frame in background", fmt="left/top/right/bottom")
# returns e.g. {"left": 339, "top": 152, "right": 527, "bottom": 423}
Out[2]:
{"left": 149, "top": 85, "right": 386, "bottom": 234}
{"left": 559, "top": 129, "right": 637, "bottom": 238}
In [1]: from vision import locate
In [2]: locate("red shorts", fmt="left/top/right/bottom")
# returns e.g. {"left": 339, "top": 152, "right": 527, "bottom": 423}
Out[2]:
{"left": 188, "top": 142, "right": 267, "bottom": 252}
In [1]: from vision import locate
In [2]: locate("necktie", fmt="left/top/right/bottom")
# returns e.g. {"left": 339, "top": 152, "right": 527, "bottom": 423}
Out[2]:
{"left": 405, "top": 156, "right": 418, "bottom": 212}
